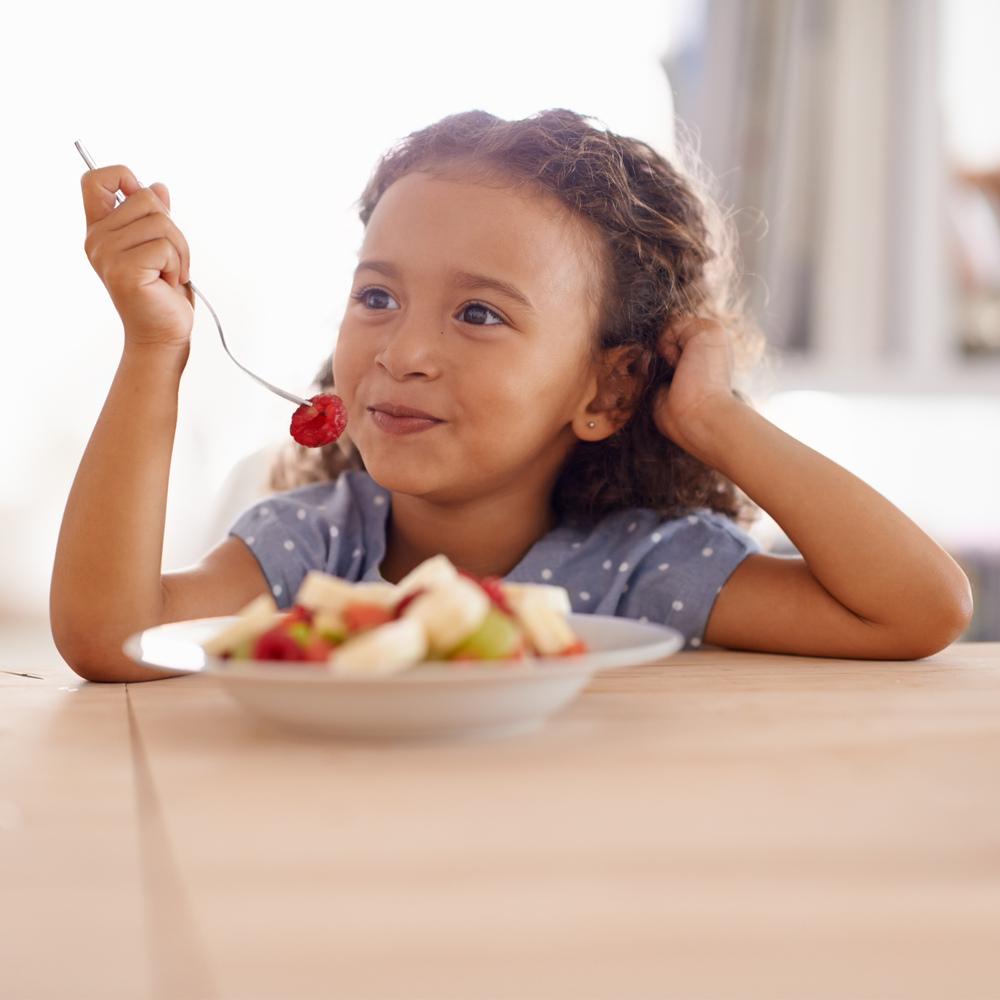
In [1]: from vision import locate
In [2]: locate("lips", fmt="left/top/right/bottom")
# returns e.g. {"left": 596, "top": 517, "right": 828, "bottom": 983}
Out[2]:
{"left": 368, "top": 402, "right": 443, "bottom": 422}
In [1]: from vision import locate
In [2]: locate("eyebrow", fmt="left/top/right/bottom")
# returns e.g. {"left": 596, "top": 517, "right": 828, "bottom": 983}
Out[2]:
{"left": 353, "top": 258, "right": 535, "bottom": 312}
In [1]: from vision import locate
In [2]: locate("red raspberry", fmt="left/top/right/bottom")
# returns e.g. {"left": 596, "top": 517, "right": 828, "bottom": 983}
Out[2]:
{"left": 290, "top": 393, "right": 348, "bottom": 448}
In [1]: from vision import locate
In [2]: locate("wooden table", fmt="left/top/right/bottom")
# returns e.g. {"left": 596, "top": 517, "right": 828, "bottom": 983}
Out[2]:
{"left": 3, "top": 639, "right": 999, "bottom": 1000}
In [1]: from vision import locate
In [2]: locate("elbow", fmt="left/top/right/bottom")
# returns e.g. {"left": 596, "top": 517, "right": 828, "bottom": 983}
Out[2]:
{"left": 888, "top": 584, "right": 975, "bottom": 661}
{"left": 51, "top": 622, "right": 148, "bottom": 684}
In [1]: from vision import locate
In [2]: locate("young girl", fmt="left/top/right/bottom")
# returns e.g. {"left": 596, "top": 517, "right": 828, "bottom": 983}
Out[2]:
{"left": 52, "top": 108, "right": 973, "bottom": 682}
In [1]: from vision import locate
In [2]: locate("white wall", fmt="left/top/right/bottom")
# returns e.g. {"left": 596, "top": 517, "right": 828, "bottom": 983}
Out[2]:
{"left": 2, "top": 0, "right": 685, "bottom": 618}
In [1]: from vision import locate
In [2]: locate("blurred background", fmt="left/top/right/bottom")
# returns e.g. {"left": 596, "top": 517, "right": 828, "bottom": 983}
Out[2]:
{"left": 2, "top": 0, "right": 998, "bottom": 657}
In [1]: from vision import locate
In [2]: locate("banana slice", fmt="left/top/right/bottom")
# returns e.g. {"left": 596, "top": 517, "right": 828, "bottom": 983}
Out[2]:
{"left": 202, "top": 593, "right": 279, "bottom": 656}
{"left": 401, "top": 576, "right": 490, "bottom": 656}
{"left": 329, "top": 616, "right": 428, "bottom": 676}
{"left": 295, "top": 571, "right": 355, "bottom": 612}
{"left": 506, "top": 595, "right": 576, "bottom": 656}
{"left": 502, "top": 581, "right": 572, "bottom": 616}
{"left": 295, "top": 571, "right": 399, "bottom": 613}
{"left": 395, "top": 553, "right": 459, "bottom": 597}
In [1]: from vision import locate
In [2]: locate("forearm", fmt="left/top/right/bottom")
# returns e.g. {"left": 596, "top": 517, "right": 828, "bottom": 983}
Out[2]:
{"left": 50, "top": 343, "right": 188, "bottom": 678}
{"left": 688, "top": 398, "right": 973, "bottom": 633}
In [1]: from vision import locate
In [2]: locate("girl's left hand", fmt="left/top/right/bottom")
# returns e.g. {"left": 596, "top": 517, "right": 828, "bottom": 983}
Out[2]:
{"left": 652, "top": 316, "right": 738, "bottom": 456}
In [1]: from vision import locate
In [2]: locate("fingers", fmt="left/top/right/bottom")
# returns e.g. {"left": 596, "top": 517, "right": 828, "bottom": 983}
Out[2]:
{"left": 80, "top": 164, "right": 143, "bottom": 227}
{"left": 148, "top": 181, "right": 170, "bottom": 212}
{"left": 84, "top": 185, "right": 191, "bottom": 284}
{"left": 113, "top": 238, "right": 185, "bottom": 291}
{"left": 92, "top": 213, "right": 192, "bottom": 285}
{"left": 658, "top": 316, "right": 725, "bottom": 365}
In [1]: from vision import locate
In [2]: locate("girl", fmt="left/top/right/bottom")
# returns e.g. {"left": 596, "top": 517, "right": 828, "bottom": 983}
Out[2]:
{"left": 52, "top": 109, "right": 973, "bottom": 682}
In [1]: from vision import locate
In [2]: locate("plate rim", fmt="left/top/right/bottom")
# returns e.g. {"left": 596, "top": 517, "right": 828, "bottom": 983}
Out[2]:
{"left": 123, "top": 612, "right": 685, "bottom": 684}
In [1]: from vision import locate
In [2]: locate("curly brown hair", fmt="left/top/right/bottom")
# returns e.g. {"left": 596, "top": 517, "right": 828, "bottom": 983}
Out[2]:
{"left": 270, "top": 107, "right": 768, "bottom": 531}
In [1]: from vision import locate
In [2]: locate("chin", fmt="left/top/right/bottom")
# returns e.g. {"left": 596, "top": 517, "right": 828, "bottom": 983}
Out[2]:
{"left": 357, "top": 449, "right": 448, "bottom": 498}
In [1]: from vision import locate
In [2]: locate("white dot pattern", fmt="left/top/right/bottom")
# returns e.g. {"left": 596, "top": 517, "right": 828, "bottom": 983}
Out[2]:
{"left": 330, "top": 526, "right": 340, "bottom": 537}
{"left": 579, "top": 591, "right": 591, "bottom": 602}
{"left": 627, "top": 522, "right": 637, "bottom": 533}
{"left": 672, "top": 599, "right": 684, "bottom": 611}
{"left": 272, "top": 584, "right": 283, "bottom": 597}
{"left": 702, "top": 547, "right": 714, "bottom": 557}
{"left": 541, "top": 568, "right": 553, "bottom": 581}
{"left": 690, "top": 637, "right": 702, "bottom": 648}
{"left": 283, "top": 540, "right": 295, "bottom": 551}
{"left": 651, "top": 532, "right": 662, "bottom": 543}
{"left": 618, "top": 562, "right": 629, "bottom": 573}
{"left": 602, "top": 559, "right": 613, "bottom": 570}
{"left": 373, "top": 495, "right": 386, "bottom": 506}
{"left": 296, "top": 508, "right": 307, "bottom": 520}
{"left": 658, "top": 563, "right": 670, "bottom": 572}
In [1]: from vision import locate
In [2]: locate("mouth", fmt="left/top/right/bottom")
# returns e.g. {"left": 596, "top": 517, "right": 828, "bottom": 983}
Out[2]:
{"left": 367, "top": 402, "right": 445, "bottom": 436}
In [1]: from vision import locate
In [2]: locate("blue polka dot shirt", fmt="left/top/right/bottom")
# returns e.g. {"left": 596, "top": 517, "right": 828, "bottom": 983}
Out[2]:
{"left": 228, "top": 470, "right": 761, "bottom": 650}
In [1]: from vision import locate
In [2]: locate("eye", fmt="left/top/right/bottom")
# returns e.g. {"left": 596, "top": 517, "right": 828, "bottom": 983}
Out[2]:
{"left": 350, "top": 286, "right": 399, "bottom": 311}
{"left": 458, "top": 301, "right": 505, "bottom": 327}
{"left": 351, "top": 286, "right": 507, "bottom": 327}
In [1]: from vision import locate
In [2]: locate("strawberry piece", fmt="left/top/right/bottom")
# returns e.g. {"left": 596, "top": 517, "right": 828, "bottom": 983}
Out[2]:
{"left": 392, "top": 587, "right": 428, "bottom": 620}
{"left": 301, "top": 636, "right": 334, "bottom": 662}
{"left": 456, "top": 569, "right": 514, "bottom": 616}
{"left": 285, "top": 604, "right": 314, "bottom": 625}
{"left": 343, "top": 602, "right": 395, "bottom": 633}
{"left": 290, "top": 393, "right": 348, "bottom": 448}
{"left": 253, "top": 625, "right": 308, "bottom": 661}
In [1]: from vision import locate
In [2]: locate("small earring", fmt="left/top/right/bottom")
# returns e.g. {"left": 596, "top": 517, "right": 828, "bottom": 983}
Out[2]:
{"left": 586, "top": 420, "right": 596, "bottom": 428}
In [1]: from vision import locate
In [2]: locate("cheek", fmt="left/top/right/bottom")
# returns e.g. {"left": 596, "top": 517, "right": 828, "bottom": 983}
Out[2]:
{"left": 332, "top": 336, "right": 362, "bottom": 404}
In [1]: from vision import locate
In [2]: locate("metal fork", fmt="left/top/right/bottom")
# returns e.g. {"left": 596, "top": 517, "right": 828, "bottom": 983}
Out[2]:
{"left": 74, "top": 140, "right": 310, "bottom": 408}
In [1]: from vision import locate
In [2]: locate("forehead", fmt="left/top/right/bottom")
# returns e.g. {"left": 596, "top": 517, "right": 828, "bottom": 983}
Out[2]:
{"left": 359, "top": 171, "right": 601, "bottom": 312}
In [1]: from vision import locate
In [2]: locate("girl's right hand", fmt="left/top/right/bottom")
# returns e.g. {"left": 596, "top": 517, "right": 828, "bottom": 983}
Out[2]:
{"left": 81, "top": 165, "right": 194, "bottom": 350}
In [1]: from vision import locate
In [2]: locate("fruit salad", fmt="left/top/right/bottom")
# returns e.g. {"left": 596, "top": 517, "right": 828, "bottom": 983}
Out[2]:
{"left": 202, "top": 554, "right": 588, "bottom": 676}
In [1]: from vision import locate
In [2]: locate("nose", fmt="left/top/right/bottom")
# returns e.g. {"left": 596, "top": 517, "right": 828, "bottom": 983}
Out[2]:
{"left": 374, "top": 312, "right": 444, "bottom": 380}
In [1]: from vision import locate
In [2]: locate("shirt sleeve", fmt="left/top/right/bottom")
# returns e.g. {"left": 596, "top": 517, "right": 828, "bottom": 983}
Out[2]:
{"left": 227, "top": 482, "right": 339, "bottom": 608}
{"left": 618, "top": 509, "right": 761, "bottom": 649}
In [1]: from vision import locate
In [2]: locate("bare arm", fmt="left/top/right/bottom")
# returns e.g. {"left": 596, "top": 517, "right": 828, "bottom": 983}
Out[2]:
{"left": 652, "top": 319, "right": 972, "bottom": 660}
{"left": 697, "top": 399, "right": 973, "bottom": 659}
{"left": 51, "top": 166, "right": 267, "bottom": 682}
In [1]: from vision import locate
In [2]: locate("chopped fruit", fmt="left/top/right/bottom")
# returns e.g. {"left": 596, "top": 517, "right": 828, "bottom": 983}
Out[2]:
{"left": 392, "top": 587, "right": 427, "bottom": 619}
{"left": 330, "top": 616, "right": 428, "bottom": 676}
{"left": 285, "top": 603, "right": 314, "bottom": 625}
{"left": 396, "top": 554, "right": 458, "bottom": 596}
{"left": 446, "top": 607, "right": 525, "bottom": 661}
{"left": 343, "top": 602, "right": 395, "bottom": 633}
{"left": 290, "top": 393, "right": 347, "bottom": 448}
{"left": 457, "top": 569, "right": 514, "bottom": 615}
{"left": 202, "top": 593, "right": 279, "bottom": 656}
{"left": 313, "top": 609, "right": 346, "bottom": 646}
{"left": 203, "top": 554, "right": 587, "bottom": 670}
{"left": 302, "top": 636, "right": 335, "bottom": 662}
{"left": 253, "top": 625, "right": 309, "bottom": 661}
{"left": 401, "top": 577, "right": 490, "bottom": 658}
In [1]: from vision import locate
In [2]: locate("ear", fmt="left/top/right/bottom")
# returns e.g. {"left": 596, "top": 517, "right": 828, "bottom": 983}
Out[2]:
{"left": 571, "top": 344, "right": 646, "bottom": 441}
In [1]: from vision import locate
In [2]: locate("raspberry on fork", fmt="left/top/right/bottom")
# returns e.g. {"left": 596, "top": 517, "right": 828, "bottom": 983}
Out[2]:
{"left": 290, "top": 394, "right": 348, "bottom": 448}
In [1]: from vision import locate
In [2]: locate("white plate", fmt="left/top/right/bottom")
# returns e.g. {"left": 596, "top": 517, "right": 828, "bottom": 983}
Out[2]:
{"left": 123, "top": 614, "right": 684, "bottom": 742}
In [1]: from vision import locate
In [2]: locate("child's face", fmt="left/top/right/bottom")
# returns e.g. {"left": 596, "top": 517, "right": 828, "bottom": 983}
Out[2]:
{"left": 333, "top": 168, "right": 604, "bottom": 502}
